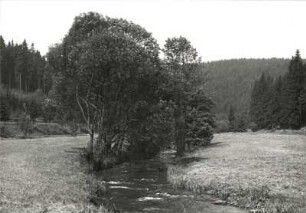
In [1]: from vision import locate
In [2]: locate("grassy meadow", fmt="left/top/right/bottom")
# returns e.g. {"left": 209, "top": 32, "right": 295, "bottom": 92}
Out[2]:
{"left": 0, "top": 136, "right": 108, "bottom": 213}
{"left": 167, "top": 132, "right": 306, "bottom": 213}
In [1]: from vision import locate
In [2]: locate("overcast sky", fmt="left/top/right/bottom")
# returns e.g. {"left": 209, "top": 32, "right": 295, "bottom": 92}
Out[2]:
{"left": 1, "top": 0, "right": 306, "bottom": 61}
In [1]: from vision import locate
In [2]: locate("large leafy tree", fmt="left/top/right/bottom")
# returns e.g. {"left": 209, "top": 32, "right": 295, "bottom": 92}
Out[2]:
{"left": 48, "top": 12, "right": 162, "bottom": 165}
{"left": 162, "top": 36, "right": 212, "bottom": 155}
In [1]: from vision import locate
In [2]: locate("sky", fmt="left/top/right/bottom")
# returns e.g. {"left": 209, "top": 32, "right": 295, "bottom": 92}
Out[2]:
{"left": 1, "top": 0, "right": 306, "bottom": 61}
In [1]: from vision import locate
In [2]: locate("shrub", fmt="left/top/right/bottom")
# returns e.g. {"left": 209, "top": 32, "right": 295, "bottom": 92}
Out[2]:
{"left": 19, "top": 113, "right": 33, "bottom": 137}
{"left": 249, "top": 121, "right": 259, "bottom": 132}
{"left": 214, "top": 119, "right": 230, "bottom": 133}
{"left": 42, "top": 97, "right": 58, "bottom": 122}
{"left": 0, "top": 125, "right": 12, "bottom": 138}
{"left": 0, "top": 95, "right": 10, "bottom": 121}
{"left": 186, "top": 109, "right": 214, "bottom": 147}
{"left": 233, "top": 115, "right": 247, "bottom": 132}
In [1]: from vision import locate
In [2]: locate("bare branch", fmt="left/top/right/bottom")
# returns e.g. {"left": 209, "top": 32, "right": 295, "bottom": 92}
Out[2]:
{"left": 76, "top": 86, "right": 89, "bottom": 127}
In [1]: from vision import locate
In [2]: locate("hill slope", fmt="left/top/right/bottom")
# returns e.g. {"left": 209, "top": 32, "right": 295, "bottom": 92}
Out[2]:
{"left": 202, "top": 58, "right": 290, "bottom": 115}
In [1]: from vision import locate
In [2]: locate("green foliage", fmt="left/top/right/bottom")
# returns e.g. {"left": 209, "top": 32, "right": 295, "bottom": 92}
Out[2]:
{"left": 226, "top": 105, "right": 247, "bottom": 132}
{"left": 0, "top": 36, "right": 51, "bottom": 94}
{"left": 279, "top": 50, "right": 306, "bottom": 129}
{"left": 0, "top": 94, "right": 10, "bottom": 121}
{"left": 203, "top": 58, "right": 290, "bottom": 115}
{"left": 0, "top": 87, "right": 45, "bottom": 121}
{"left": 233, "top": 114, "right": 248, "bottom": 132}
{"left": 186, "top": 109, "right": 213, "bottom": 147}
{"left": 0, "top": 125, "right": 12, "bottom": 138}
{"left": 250, "top": 50, "right": 306, "bottom": 130}
{"left": 19, "top": 113, "right": 33, "bottom": 137}
{"left": 228, "top": 105, "right": 235, "bottom": 130}
{"left": 162, "top": 36, "right": 214, "bottom": 155}
{"left": 48, "top": 12, "right": 165, "bottom": 163}
{"left": 42, "top": 97, "right": 58, "bottom": 122}
{"left": 214, "top": 119, "right": 230, "bottom": 133}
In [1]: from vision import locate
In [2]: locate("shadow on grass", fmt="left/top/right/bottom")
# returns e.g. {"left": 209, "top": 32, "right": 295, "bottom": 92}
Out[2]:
{"left": 173, "top": 156, "right": 208, "bottom": 166}
{"left": 206, "top": 142, "right": 229, "bottom": 149}
{"left": 65, "top": 147, "right": 87, "bottom": 153}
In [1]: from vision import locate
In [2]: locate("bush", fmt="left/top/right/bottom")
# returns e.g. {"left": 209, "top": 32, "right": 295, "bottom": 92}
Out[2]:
{"left": 42, "top": 98, "right": 58, "bottom": 122}
{"left": 0, "top": 125, "right": 12, "bottom": 138}
{"left": 249, "top": 122, "right": 259, "bottom": 132}
{"left": 233, "top": 115, "right": 247, "bottom": 132}
{"left": 186, "top": 109, "right": 214, "bottom": 147}
{"left": 19, "top": 113, "right": 33, "bottom": 137}
{"left": 0, "top": 95, "right": 10, "bottom": 121}
{"left": 214, "top": 119, "right": 230, "bottom": 133}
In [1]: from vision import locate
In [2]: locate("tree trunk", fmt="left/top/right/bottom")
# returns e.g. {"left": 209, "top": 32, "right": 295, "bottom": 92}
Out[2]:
{"left": 87, "top": 128, "right": 94, "bottom": 156}
{"left": 92, "top": 130, "right": 107, "bottom": 170}
{"left": 175, "top": 107, "right": 186, "bottom": 156}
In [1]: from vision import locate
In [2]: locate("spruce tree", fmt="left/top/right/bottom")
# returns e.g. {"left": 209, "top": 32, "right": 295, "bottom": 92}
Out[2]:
{"left": 250, "top": 73, "right": 267, "bottom": 128}
{"left": 272, "top": 76, "right": 283, "bottom": 127}
{"left": 299, "top": 65, "right": 306, "bottom": 126}
{"left": 228, "top": 105, "right": 235, "bottom": 131}
{"left": 279, "top": 50, "right": 304, "bottom": 129}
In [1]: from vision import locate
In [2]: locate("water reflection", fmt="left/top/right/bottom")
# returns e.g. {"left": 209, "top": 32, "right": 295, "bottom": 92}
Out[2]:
{"left": 94, "top": 156, "right": 245, "bottom": 213}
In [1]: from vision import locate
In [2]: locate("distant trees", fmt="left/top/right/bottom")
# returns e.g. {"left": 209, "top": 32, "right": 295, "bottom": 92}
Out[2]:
{"left": 0, "top": 36, "right": 52, "bottom": 122}
{"left": 0, "top": 36, "right": 51, "bottom": 94}
{"left": 250, "top": 50, "right": 306, "bottom": 130}
{"left": 228, "top": 105, "right": 235, "bottom": 130}
{"left": 226, "top": 105, "right": 247, "bottom": 132}
{"left": 203, "top": 58, "right": 290, "bottom": 115}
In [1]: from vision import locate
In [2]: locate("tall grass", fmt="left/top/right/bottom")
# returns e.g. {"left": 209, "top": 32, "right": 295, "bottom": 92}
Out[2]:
{"left": 167, "top": 157, "right": 306, "bottom": 213}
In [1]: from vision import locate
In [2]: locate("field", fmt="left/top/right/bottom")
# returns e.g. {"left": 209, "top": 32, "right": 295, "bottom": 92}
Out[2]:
{"left": 0, "top": 135, "right": 107, "bottom": 213}
{"left": 1, "top": 132, "right": 305, "bottom": 213}
{"left": 168, "top": 132, "right": 306, "bottom": 213}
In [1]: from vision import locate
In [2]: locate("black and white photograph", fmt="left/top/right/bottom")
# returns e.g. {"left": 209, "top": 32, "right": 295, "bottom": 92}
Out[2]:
{"left": 0, "top": 0, "right": 306, "bottom": 212}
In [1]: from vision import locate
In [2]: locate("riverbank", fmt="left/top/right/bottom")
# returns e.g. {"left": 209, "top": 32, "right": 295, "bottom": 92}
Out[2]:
{"left": 0, "top": 121, "right": 88, "bottom": 138}
{"left": 167, "top": 132, "right": 306, "bottom": 213}
{"left": 0, "top": 136, "right": 108, "bottom": 213}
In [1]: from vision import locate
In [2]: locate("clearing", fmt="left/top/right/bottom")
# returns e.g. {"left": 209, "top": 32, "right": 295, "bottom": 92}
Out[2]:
{"left": 0, "top": 135, "right": 99, "bottom": 213}
{"left": 168, "top": 132, "right": 306, "bottom": 213}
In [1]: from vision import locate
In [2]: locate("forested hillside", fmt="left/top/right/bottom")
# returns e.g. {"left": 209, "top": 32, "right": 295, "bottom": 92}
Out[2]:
{"left": 0, "top": 35, "right": 294, "bottom": 121}
{"left": 202, "top": 58, "right": 290, "bottom": 115}
{"left": 250, "top": 51, "right": 306, "bottom": 129}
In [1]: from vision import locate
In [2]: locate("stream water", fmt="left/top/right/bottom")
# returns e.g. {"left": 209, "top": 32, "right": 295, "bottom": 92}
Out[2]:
{"left": 94, "top": 152, "right": 246, "bottom": 213}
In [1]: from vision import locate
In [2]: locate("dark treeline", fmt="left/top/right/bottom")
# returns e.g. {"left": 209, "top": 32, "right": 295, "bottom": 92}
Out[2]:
{"left": 250, "top": 50, "right": 306, "bottom": 130}
{"left": 0, "top": 36, "right": 53, "bottom": 122}
{"left": 0, "top": 36, "right": 52, "bottom": 93}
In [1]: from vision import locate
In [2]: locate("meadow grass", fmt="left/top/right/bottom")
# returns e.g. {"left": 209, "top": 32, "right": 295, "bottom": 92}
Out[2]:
{"left": 0, "top": 135, "right": 110, "bottom": 213}
{"left": 167, "top": 132, "right": 306, "bottom": 213}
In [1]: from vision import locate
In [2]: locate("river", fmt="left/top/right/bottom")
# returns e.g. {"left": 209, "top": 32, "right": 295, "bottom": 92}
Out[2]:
{"left": 93, "top": 151, "right": 246, "bottom": 213}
